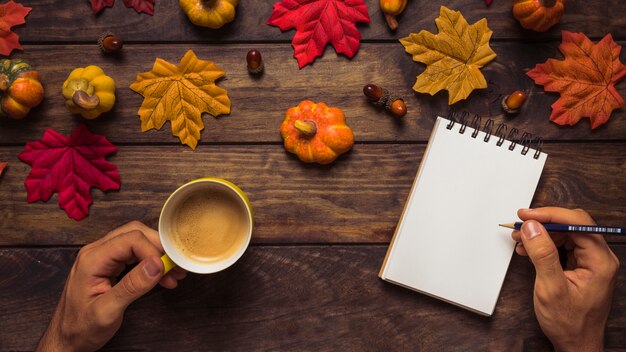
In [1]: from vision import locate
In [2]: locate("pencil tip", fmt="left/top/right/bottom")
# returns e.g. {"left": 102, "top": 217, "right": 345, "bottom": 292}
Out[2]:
{"left": 499, "top": 223, "right": 515, "bottom": 229}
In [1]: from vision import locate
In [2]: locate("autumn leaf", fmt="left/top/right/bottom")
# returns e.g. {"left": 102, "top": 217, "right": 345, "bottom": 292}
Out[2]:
{"left": 0, "top": 1, "right": 31, "bottom": 56}
{"left": 90, "top": 0, "right": 154, "bottom": 15}
{"left": 267, "top": 0, "right": 370, "bottom": 68}
{"left": 0, "top": 162, "right": 6, "bottom": 176}
{"left": 18, "top": 125, "right": 121, "bottom": 221}
{"left": 89, "top": 0, "right": 114, "bottom": 13}
{"left": 527, "top": 31, "right": 626, "bottom": 129}
{"left": 129, "top": 50, "right": 231, "bottom": 149}
{"left": 123, "top": 0, "right": 154, "bottom": 14}
{"left": 400, "top": 6, "right": 496, "bottom": 105}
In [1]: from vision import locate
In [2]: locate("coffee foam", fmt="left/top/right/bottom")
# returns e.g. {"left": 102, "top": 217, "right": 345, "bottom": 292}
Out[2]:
{"left": 171, "top": 188, "right": 249, "bottom": 264}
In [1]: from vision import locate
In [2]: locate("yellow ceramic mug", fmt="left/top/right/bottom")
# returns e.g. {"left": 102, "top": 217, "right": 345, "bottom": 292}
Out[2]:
{"left": 158, "top": 178, "right": 253, "bottom": 274}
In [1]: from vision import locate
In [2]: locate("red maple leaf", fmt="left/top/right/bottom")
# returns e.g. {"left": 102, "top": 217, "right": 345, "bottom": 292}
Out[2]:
{"left": 0, "top": 162, "right": 6, "bottom": 176}
{"left": 267, "top": 0, "right": 370, "bottom": 68}
{"left": 0, "top": 1, "right": 31, "bottom": 56}
{"left": 89, "top": 0, "right": 114, "bottom": 13}
{"left": 90, "top": 0, "right": 154, "bottom": 15}
{"left": 123, "top": 0, "right": 154, "bottom": 14}
{"left": 18, "top": 125, "right": 121, "bottom": 221}
{"left": 527, "top": 31, "right": 626, "bottom": 129}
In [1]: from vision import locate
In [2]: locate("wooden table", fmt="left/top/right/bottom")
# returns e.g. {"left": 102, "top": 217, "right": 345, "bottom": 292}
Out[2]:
{"left": 1, "top": 1, "right": 624, "bottom": 350}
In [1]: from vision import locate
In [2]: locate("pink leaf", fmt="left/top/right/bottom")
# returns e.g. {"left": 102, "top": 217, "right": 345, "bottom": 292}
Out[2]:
{"left": 18, "top": 125, "right": 121, "bottom": 221}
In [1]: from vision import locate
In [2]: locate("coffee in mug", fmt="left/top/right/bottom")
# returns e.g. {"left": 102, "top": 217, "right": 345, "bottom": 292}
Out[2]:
{"left": 159, "top": 178, "right": 253, "bottom": 274}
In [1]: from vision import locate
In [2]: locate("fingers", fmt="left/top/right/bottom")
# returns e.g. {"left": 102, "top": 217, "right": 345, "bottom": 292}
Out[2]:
{"left": 518, "top": 207, "right": 614, "bottom": 266}
{"left": 518, "top": 208, "right": 600, "bottom": 249}
{"left": 85, "top": 230, "right": 163, "bottom": 277}
{"left": 97, "top": 221, "right": 164, "bottom": 252}
{"left": 519, "top": 220, "right": 568, "bottom": 293}
{"left": 159, "top": 267, "right": 188, "bottom": 289}
{"left": 99, "top": 256, "right": 164, "bottom": 311}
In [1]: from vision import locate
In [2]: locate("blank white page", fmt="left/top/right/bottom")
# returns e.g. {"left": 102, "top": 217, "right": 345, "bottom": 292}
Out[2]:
{"left": 380, "top": 116, "right": 547, "bottom": 316}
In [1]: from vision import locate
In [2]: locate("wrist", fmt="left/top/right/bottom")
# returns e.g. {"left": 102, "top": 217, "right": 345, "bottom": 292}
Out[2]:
{"left": 554, "top": 337, "right": 603, "bottom": 352}
{"left": 37, "top": 311, "right": 78, "bottom": 352}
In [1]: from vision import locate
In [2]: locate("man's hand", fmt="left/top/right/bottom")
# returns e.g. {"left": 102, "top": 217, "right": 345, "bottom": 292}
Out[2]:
{"left": 512, "top": 207, "right": 620, "bottom": 352}
{"left": 37, "top": 221, "right": 187, "bottom": 351}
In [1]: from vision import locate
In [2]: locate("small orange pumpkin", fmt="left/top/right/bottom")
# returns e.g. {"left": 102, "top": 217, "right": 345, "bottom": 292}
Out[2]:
{"left": 280, "top": 100, "right": 354, "bottom": 165}
{"left": 513, "top": 0, "right": 565, "bottom": 32}
{"left": 0, "top": 59, "right": 44, "bottom": 120}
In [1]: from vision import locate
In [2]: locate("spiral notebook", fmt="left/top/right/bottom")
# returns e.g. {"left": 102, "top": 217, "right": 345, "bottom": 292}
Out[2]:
{"left": 379, "top": 112, "right": 547, "bottom": 316}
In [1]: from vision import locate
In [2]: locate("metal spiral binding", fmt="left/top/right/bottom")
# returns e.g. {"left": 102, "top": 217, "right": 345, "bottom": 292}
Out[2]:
{"left": 445, "top": 110, "right": 544, "bottom": 159}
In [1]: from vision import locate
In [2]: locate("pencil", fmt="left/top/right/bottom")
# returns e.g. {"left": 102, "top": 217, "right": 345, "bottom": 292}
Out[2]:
{"left": 499, "top": 222, "right": 625, "bottom": 235}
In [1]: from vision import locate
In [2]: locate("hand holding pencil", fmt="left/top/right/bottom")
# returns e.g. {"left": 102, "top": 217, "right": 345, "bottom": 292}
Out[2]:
{"left": 510, "top": 207, "right": 620, "bottom": 352}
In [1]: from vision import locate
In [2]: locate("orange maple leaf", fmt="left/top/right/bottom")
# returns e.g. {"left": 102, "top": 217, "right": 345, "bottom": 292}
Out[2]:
{"left": 400, "top": 6, "right": 496, "bottom": 105}
{"left": 0, "top": 1, "right": 31, "bottom": 56}
{"left": 528, "top": 31, "right": 626, "bottom": 129}
{"left": 129, "top": 50, "right": 231, "bottom": 149}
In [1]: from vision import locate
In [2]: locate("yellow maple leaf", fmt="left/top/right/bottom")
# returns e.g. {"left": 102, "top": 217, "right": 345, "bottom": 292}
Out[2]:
{"left": 129, "top": 50, "right": 231, "bottom": 149}
{"left": 400, "top": 6, "right": 496, "bottom": 105}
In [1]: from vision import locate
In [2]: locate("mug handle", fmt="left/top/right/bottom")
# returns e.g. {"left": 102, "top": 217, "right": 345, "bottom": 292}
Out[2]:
{"left": 160, "top": 254, "right": 177, "bottom": 275}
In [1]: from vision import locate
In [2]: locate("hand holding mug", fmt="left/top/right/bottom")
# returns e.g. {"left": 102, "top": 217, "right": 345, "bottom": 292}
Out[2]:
{"left": 37, "top": 222, "right": 187, "bottom": 351}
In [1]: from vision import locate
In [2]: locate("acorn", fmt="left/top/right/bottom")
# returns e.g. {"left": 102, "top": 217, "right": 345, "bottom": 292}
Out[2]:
{"left": 246, "top": 49, "right": 264, "bottom": 75}
{"left": 502, "top": 90, "right": 527, "bottom": 114}
{"left": 363, "top": 83, "right": 389, "bottom": 108}
{"left": 386, "top": 97, "right": 407, "bottom": 118}
{"left": 98, "top": 32, "right": 123, "bottom": 54}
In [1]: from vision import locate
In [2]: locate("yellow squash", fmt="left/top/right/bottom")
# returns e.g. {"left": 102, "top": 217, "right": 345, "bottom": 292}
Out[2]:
{"left": 62, "top": 65, "right": 115, "bottom": 119}
{"left": 180, "top": 0, "right": 238, "bottom": 29}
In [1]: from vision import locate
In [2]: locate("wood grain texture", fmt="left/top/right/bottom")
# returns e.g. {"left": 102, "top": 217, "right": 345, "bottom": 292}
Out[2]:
{"left": 1, "top": 144, "right": 624, "bottom": 246}
{"left": 0, "top": 42, "right": 625, "bottom": 145}
{"left": 16, "top": 0, "right": 626, "bottom": 43}
{"left": 0, "top": 246, "right": 624, "bottom": 351}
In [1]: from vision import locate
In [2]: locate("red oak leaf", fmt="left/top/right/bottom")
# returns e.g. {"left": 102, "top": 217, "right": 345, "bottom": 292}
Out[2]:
{"left": 0, "top": 1, "right": 31, "bottom": 56}
{"left": 18, "top": 125, "right": 121, "bottom": 221}
{"left": 0, "top": 162, "right": 6, "bottom": 176}
{"left": 123, "top": 0, "right": 154, "bottom": 15}
{"left": 89, "top": 0, "right": 114, "bottom": 13}
{"left": 528, "top": 31, "right": 626, "bottom": 129}
{"left": 267, "top": 0, "right": 370, "bottom": 68}
{"left": 90, "top": 0, "right": 154, "bottom": 15}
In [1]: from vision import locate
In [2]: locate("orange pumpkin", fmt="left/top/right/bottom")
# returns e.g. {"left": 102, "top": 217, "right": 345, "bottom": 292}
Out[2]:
{"left": 0, "top": 59, "right": 44, "bottom": 120}
{"left": 280, "top": 100, "right": 354, "bottom": 165}
{"left": 513, "top": 0, "right": 565, "bottom": 32}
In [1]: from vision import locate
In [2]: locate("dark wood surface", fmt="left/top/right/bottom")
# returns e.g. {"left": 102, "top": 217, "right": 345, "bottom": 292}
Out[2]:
{"left": 0, "top": 0, "right": 625, "bottom": 351}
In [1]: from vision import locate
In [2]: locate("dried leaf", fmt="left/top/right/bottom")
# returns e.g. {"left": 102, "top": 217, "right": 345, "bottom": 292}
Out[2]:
{"left": 0, "top": 162, "right": 6, "bottom": 176}
{"left": 0, "top": 1, "right": 31, "bottom": 56}
{"left": 129, "top": 50, "right": 231, "bottom": 149}
{"left": 527, "top": 31, "right": 626, "bottom": 129}
{"left": 400, "top": 6, "right": 496, "bottom": 105}
{"left": 18, "top": 125, "right": 120, "bottom": 221}
{"left": 90, "top": 0, "right": 154, "bottom": 15}
{"left": 267, "top": 0, "right": 370, "bottom": 68}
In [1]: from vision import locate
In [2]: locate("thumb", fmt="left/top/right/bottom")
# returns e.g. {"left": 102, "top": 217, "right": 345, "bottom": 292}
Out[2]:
{"left": 520, "top": 220, "right": 567, "bottom": 293}
{"left": 103, "top": 256, "right": 164, "bottom": 310}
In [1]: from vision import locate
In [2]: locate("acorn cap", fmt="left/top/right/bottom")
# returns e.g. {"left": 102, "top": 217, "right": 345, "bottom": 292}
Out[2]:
{"left": 98, "top": 31, "right": 123, "bottom": 54}
{"left": 247, "top": 61, "right": 264, "bottom": 75}
{"left": 385, "top": 95, "right": 402, "bottom": 111}
{"left": 501, "top": 95, "right": 520, "bottom": 114}
{"left": 372, "top": 88, "right": 390, "bottom": 108}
